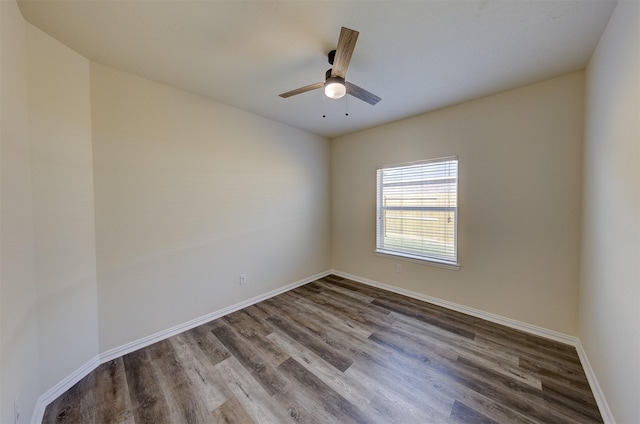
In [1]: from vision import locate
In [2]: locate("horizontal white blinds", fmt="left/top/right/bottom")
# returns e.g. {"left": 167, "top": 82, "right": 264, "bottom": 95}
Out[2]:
{"left": 376, "top": 158, "right": 458, "bottom": 264}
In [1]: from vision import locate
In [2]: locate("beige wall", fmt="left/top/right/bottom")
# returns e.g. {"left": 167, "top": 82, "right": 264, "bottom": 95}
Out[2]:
{"left": 90, "top": 64, "right": 331, "bottom": 352}
{"left": 332, "top": 73, "right": 584, "bottom": 335}
{"left": 2, "top": 0, "right": 636, "bottom": 421}
{"left": 1, "top": 5, "right": 329, "bottom": 418}
{"left": 27, "top": 24, "right": 99, "bottom": 394}
{"left": 1, "top": 2, "right": 40, "bottom": 422}
{"left": 1, "top": 3, "right": 99, "bottom": 422}
{"left": 581, "top": 1, "right": 640, "bottom": 422}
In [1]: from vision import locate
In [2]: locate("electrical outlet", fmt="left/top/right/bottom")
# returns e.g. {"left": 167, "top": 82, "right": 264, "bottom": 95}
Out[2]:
{"left": 14, "top": 394, "right": 20, "bottom": 424}
{"left": 240, "top": 274, "right": 247, "bottom": 285}
{"left": 396, "top": 264, "right": 403, "bottom": 274}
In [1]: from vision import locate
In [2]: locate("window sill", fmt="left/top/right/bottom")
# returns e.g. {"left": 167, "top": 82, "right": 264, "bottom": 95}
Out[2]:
{"left": 375, "top": 250, "right": 460, "bottom": 271}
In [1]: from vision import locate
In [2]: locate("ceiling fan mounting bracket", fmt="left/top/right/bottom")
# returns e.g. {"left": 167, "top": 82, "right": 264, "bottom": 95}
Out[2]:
{"left": 328, "top": 49, "right": 336, "bottom": 65}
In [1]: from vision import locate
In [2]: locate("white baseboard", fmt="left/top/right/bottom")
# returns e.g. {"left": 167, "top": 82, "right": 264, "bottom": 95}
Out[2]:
{"left": 31, "top": 355, "right": 100, "bottom": 424}
{"left": 30, "top": 270, "right": 331, "bottom": 424}
{"left": 330, "top": 269, "right": 615, "bottom": 424}
{"left": 574, "top": 341, "right": 616, "bottom": 424}
{"left": 31, "top": 269, "right": 614, "bottom": 424}
{"left": 99, "top": 270, "right": 331, "bottom": 362}
{"left": 330, "top": 269, "right": 578, "bottom": 345}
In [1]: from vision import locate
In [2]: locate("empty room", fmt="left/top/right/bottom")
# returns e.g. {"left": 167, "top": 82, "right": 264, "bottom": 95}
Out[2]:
{"left": 1, "top": 0, "right": 638, "bottom": 423}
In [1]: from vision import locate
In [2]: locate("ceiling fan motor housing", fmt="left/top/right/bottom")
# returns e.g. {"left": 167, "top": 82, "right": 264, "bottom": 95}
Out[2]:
{"left": 325, "top": 68, "right": 339, "bottom": 81}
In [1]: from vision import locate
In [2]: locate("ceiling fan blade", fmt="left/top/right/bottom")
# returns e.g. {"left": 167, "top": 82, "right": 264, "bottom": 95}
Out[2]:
{"left": 331, "top": 27, "right": 359, "bottom": 78}
{"left": 346, "top": 81, "right": 381, "bottom": 105}
{"left": 279, "top": 82, "right": 324, "bottom": 98}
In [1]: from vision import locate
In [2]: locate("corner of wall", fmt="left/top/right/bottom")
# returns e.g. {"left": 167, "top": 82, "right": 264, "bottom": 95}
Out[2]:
{"left": 580, "top": 1, "right": 640, "bottom": 422}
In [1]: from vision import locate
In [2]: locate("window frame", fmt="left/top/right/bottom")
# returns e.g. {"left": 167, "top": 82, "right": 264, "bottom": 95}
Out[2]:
{"left": 375, "top": 156, "right": 460, "bottom": 270}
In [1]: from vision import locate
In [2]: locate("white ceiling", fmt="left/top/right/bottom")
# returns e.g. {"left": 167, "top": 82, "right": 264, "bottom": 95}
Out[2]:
{"left": 18, "top": 0, "right": 617, "bottom": 139}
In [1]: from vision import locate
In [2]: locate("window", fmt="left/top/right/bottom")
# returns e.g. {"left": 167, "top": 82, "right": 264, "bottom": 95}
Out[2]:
{"left": 376, "top": 157, "right": 458, "bottom": 267}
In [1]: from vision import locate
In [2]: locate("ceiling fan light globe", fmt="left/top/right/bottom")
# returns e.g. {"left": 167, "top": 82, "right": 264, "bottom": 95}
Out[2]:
{"left": 325, "top": 78, "right": 346, "bottom": 99}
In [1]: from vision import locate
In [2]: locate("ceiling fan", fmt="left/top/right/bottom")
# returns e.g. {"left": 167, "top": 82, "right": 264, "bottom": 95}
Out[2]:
{"left": 279, "top": 27, "right": 381, "bottom": 106}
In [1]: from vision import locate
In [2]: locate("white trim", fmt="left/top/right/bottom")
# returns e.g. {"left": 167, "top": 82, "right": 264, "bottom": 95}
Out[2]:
{"left": 99, "top": 270, "right": 330, "bottom": 362}
{"left": 31, "top": 356, "right": 100, "bottom": 424}
{"left": 331, "top": 269, "right": 576, "bottom": 344}
{"left": 375, "top": 251, "right": 460, "bottom": 271}
{"left": 30, "top": 270, "right": 331, "bottom": 424}
{"left": 376, "top": 155, "right": 459, "bottom": 171}
{"left": 575, "top": 341, "right": 616, "bottom": 424}
{"left": 30, "top": 269, "right": 614, "bottom": 424}
{"left": 330, "top": 269, "right": 615, "bottom": 423}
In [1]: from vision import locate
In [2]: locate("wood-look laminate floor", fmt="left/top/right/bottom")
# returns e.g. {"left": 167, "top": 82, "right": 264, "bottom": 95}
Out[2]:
{"left": 43, "top": 275, "right": 603, "bottom": 424}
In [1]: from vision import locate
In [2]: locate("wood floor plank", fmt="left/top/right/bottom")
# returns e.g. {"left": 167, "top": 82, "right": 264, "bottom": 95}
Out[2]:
{"left": 43, "top": 275, "right": 603, "bottom": 424}
{"left": 222, "top": 310, "right": 289, "bottom": 366}
{"left": 265, "top": 313, "right": 355, "bottom": 373}
{"left": 318, "top": 275, "right": 378, "bottom": 304}
{"left": 385, "top": 336, "right": 544, "bottom": 424}
{"left": 330, "top": 276, "right": 527, "bottom": 346}
{"left": 304, "top": 286, "right": 394, "bottom": 328}
{"left": 376, "top": 340, "right": 539, "bottom": 424}
{"left": 369, "top": 325, "right": 451, "bottom": 363}
{"left": 122, "top": 348, "right": 171, "bottom": 424}
{"left": 443, "top": 379, "right": 539, "bottom": 424}
{"left": 306, "top": 279, "right": 378, "bottom": 306}
{"left": 265, "top": 294, "right": 393, "bottom": 364}
{"left": 345, "top": 347, "right": 456, "bottom": 419}
{"left": 146, "top": 339, "right": 214, "bottom": 423}
{"left": 222, "top": 309, "right": 274, "bottom": 337}
{"left": 267, "top": 330, "right": 377, "bottom": 411}
{"left": 363, "top": 393, "right": 443, "bottom": 424}
{"left": 390, "top": 311, "right": 521, "bottom": 367}
{"left": 183, "top": 324, "right": 231, "bottom": 366}
{"left": 169, "top": 332, "right": 231, "bottom": 413}
{"left": 291, "top": 295, "right": 375, "bottom": 340}
{"left": 213, "top": 356, "right": 296, "bottom": 424}
{"left": 477, "top": 333, "right": 587, "bottom": 377}
{"left": 276, "top": 357, "right": 370, "bottom": 424}
{"left": 211, "top": 396, "right": 255, "bottom": 424}
{"left": 347, "top": 361, "right": 456, "bottom": 423}
{"left": 541, "top": 377, "right": 603, "bottom": 423}
{"left": 450, "top": 355, "right": 602, "bottom": 423}
{"left": 519, "top": 356, "right": 591, "bottom": 389}
{"left": 211, "top": 323, "right": 290, "bottom": 396}
{"left": 371, "top": 297, "right": 477, "bottom": 340}
{"left": 92, "top": 358, "right": 134, "bottom": 424}
{"left": 450, "top": 400, "right": 498, "bottom": 424}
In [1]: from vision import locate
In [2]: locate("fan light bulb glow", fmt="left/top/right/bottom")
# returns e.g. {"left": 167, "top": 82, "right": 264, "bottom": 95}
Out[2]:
{"left": 325, "top": 78, "right": 346, "bottom": 99}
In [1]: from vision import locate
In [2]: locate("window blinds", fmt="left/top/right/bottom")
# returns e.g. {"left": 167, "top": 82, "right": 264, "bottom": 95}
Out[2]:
{"left": 376, "top": 157, "right": 458, "bottom": 265}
